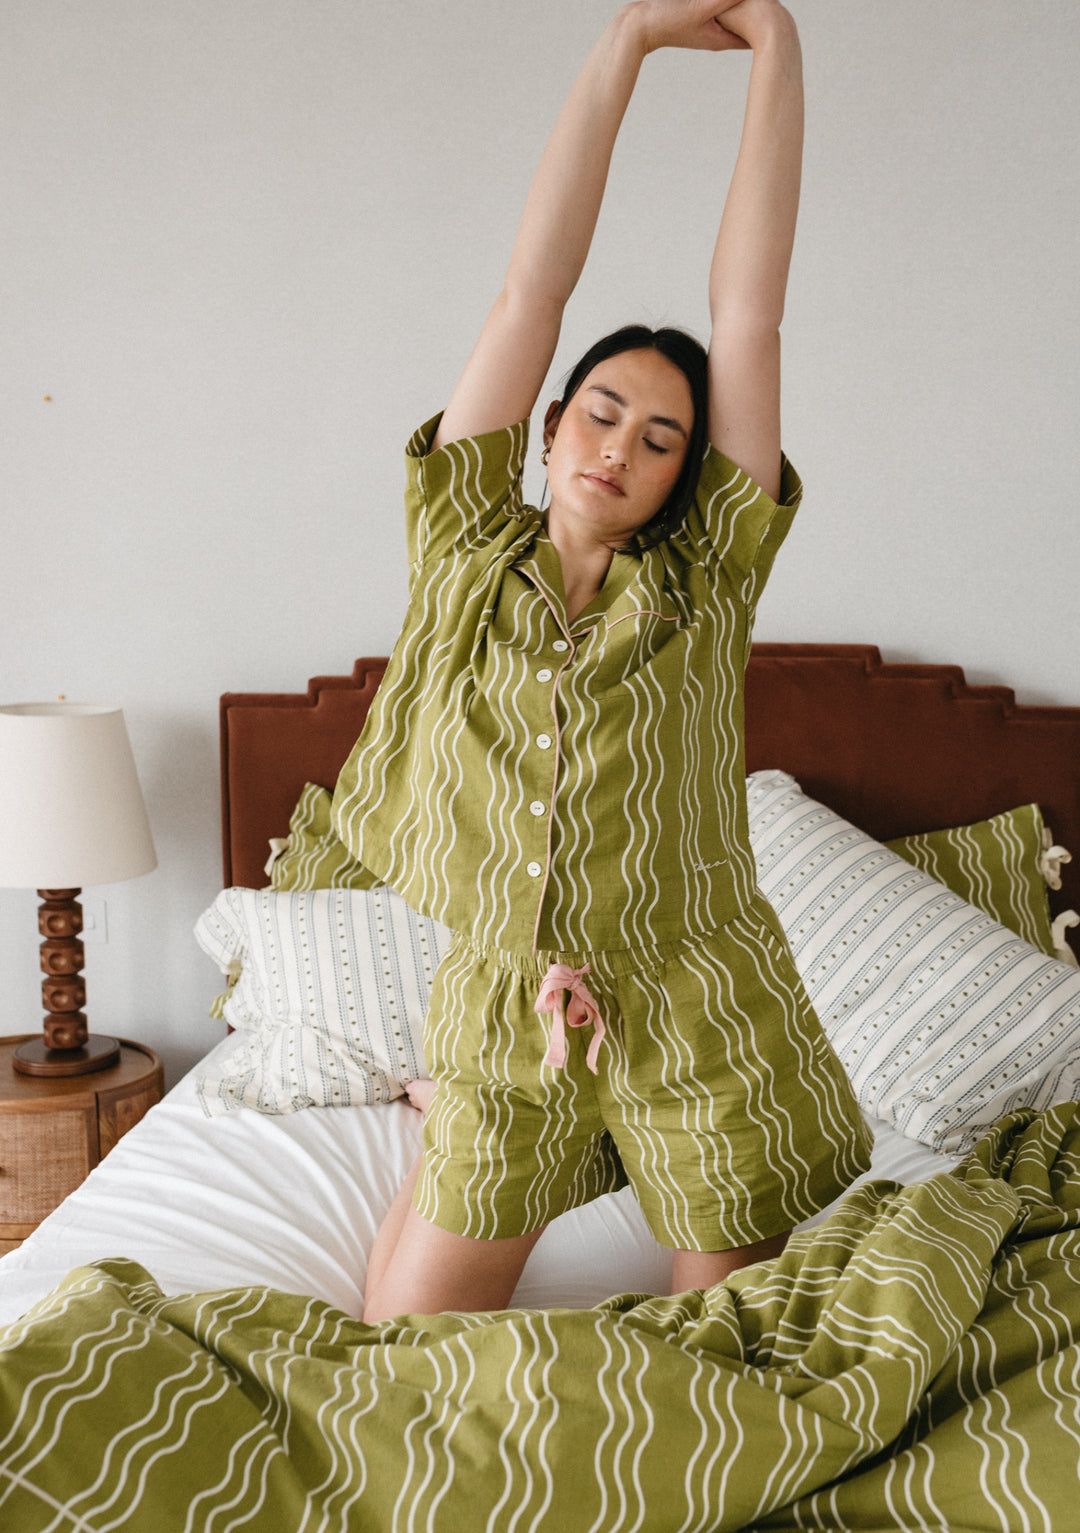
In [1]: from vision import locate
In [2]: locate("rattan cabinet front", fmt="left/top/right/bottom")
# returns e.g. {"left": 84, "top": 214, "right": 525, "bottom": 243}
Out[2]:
{"left": 0, "top": 1037, "right": 163, "bottom": 1252}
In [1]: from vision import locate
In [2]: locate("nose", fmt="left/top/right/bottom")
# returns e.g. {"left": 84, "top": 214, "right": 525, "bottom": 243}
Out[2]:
{"left": 602, "top": 435, "right": 629, "bottom": 469}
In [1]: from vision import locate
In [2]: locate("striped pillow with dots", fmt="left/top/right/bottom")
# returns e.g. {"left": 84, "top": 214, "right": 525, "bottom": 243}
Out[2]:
{"left": 748, "top": 769, "right": 1080, "bottom": 1154}
{"left": 194, "top": 886, "right": 451, "bottom": 1115}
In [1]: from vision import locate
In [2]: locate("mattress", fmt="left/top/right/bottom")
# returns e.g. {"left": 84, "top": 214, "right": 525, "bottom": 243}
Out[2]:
{"left": 0, "top": 1033, "right": 958, "bottom": 1326}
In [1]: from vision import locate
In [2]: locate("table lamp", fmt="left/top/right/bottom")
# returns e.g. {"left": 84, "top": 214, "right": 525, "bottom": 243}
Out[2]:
{"left": 0, "top": 702, "right": 157, "bottom": 1078}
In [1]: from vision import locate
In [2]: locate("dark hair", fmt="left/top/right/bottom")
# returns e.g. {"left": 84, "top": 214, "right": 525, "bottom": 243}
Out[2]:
{"left": 554, "top": 323, "right": 709, "bottom": 551}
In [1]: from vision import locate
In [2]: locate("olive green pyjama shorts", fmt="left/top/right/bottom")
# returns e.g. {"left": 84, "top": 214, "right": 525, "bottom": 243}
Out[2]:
{"left": 413, "top": 891, "right": 872, "bottom": 1251}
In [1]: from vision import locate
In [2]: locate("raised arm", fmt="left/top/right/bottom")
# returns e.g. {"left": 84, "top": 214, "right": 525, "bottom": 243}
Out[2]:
{"left": 433, "top": 4, "right": 747, "bottom": 453}
{"left": 707, "top": 1, "right": 803, "bottom": 501}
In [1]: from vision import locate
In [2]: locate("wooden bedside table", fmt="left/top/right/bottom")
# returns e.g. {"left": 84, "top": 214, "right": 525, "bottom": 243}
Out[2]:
{"left": 0, "top": 1035, "right": 164, "bottom": 1253}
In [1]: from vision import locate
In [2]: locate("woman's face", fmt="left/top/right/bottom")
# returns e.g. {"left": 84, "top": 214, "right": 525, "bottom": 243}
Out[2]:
{"left": 544, "top": 348, "right": 693, "bottom": 547}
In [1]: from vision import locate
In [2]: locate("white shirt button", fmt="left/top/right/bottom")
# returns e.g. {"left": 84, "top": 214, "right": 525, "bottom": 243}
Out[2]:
{"left": 529, "top": 801, "right": 547, "bottom": 817}
{"left": 552, "top": 639, "right": 570, "bottom": 653}
{"left": 526, "top": 861, "right": 542, "bottom": 877}
{"left": 536, "top": 733, "right": 552, "bottom": 749}
{"left": 537, "top": 668, "right": 553, "bottom": 682}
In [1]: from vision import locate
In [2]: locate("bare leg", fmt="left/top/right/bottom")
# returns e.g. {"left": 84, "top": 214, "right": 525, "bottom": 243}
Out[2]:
{"left": 670, "top": 1229, "right": 790, "bottom": 1293}
{"left": 364, "top": 1082, "right": 436, "bottom": 1307}
{"left": 364, "top": 1081, "right": 546, "bottom": 1322}
{"left": 364, "top": 1199, "right": 546, "bottom": 1323}
{"left": 364, "top": 1082, "right": 437, "bottom": 1299}
{"left": 365, "top": 1149, "right": 425, "bottom": 1307}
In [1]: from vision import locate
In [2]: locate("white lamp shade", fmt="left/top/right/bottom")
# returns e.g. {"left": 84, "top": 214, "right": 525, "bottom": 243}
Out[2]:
{"left": 0, "top": 703, "right": 157, "bottom": 889}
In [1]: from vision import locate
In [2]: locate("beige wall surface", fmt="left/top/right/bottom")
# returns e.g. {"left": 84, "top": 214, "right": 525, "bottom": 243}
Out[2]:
{"left": 4, "top": 1, "right": 1078, "bottom": 1079}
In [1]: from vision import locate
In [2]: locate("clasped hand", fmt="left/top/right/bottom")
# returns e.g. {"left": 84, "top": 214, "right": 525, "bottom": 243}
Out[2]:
{"left": 629, "top": 0, "right": 792, "bottom": 54}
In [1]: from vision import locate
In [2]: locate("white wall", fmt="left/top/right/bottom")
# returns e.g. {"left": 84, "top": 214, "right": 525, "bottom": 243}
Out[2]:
{"left": 4, "top": 1, "right": 1079, "bottom": 1083}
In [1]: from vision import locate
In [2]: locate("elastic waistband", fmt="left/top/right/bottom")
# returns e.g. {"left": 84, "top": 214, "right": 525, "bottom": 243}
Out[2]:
{"left": 452, "top": 890, "right": 777, "bottom": 982}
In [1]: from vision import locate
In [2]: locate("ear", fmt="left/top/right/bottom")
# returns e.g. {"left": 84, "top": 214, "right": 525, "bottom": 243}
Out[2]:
{"left": 543, "top": 399, "right": 562, "bottom": 450}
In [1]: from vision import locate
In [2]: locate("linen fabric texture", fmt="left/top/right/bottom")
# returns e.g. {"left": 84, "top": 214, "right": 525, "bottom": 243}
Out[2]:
{"left": 749, "top": 770, "right": 1080, "bottom": 1153}
{"left": 885, "top": 801, "right": 1056, "bottom": 955}
{"left": 328, "top": 413, "right": 874, "bottom": 1246}
{"left": 416, "top": 892, "right": 872, "bottom": 1250}
{"left": 331, "top": 413, "right": 803, "bottom": 954}
{"left": 193, "top": 886, "right": 449, "bottom": 1114}
{"left": 269, "top": 780, "right": 379, "bottom": 891}
{"left": 8, "top": 1105, "right": 1080, "bottom": 1532}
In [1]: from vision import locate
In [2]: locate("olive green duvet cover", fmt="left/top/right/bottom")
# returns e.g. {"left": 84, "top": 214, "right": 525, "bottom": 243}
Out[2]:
{"left": 2, "top": 1103, "right": 1078, "bottom": 1532}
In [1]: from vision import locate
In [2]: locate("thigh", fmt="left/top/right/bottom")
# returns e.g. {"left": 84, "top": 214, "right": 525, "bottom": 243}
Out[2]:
{"left": 595, "top": 896, "right": 872, "bottom": 1252}
{"left": 363, "top": 1204, "right": 547, "bottom": 1323}
{"left": 415, "top": 937, "right": 627, "bottom": 1239}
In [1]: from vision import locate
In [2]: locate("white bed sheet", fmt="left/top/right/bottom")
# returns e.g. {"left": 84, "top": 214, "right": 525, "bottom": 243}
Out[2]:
{"left": 0, "top": 1034, "right": 961, "bottom": 1327}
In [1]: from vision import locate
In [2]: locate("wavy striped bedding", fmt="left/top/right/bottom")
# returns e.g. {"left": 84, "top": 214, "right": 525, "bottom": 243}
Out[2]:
{"left": 3, "top": 1102, "right": 1078, "bottom": 1532}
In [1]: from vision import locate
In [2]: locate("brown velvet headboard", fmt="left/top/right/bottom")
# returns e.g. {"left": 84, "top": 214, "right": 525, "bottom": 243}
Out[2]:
{"left": 220, "top": 643, "right": 1080, "bottom": 919}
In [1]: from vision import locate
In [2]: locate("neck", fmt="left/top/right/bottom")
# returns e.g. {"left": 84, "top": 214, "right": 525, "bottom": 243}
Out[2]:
{"left": 545, "top": 511, "right": 617, "bottom": 622}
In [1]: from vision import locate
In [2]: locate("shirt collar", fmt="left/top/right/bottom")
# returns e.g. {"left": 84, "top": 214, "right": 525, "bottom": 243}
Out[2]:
{"left": 512, "top": 528, "right": 642, "bottom": 631}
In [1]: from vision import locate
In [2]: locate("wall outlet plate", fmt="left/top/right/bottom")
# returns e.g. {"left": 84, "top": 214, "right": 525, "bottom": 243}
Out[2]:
{"left": 82, "top": 895, "right": 108, "bottom": 945}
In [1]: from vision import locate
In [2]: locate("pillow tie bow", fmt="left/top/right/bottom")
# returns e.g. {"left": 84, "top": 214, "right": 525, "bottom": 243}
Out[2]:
{"left": 535, "top": 963, "right": 606, "bottom": 1075}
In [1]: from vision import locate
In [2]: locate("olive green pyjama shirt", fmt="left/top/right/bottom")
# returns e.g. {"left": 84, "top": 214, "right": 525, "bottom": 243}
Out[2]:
{"left": 332, "top": 416, "right": 871, "bottom": 1247}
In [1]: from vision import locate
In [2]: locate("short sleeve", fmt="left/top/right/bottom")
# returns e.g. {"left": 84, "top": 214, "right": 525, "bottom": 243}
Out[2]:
{"left": 683, "top": 445, "right": 803, "bottom": 605}
{"left": 405, "top": 412, "right": 532, "bottom": 568}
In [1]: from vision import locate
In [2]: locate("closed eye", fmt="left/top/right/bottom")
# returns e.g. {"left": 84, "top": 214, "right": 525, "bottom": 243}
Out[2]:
{"left": 590, "top": 414, "right": 671, "bottom": 454}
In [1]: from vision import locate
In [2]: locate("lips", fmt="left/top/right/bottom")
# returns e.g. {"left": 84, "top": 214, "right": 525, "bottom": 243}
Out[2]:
{"left": 582, "top": 472, "right": 625, "bottom": 496}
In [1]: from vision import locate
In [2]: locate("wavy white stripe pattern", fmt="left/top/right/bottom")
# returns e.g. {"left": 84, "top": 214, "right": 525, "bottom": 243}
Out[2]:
{"left": 884, "top": 801, "right": 1057, "bottom": 957}
{"left": 268, "top": 782, "right": 381, "bottom": 892}
{"left": 331, "top": 413, "right": 802, "bottom": 954}
{"left": 2, "top": 1104, "right": 1079, "bottom": 1530}
{"left": 413, "top": 901, "right": 871, "bottom": 1248}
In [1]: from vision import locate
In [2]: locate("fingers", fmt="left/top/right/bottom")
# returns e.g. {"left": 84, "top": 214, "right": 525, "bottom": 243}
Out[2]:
{"left": 634, "top": 1, "right": 751, "bottom": 54}
{"left": 713, "top": 23, "right": 752, "bottom": 51}
{"left": 713, "top": 0, "right": 795, "bottom": 50}
{"left": 404, "top": 1078, "right": 437, "bottom": 1115}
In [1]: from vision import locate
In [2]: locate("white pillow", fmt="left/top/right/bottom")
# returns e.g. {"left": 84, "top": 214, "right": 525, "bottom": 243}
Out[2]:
{"left": 193, "top": 887, "right": 451, "bottom": 1115}
{"left": 748, "top": 770, "right": 1080, "bottom": 1153}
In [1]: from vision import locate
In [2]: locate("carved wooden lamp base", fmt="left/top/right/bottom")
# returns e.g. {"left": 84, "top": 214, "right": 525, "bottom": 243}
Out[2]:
{"left": 12, "top": 890, "right": 121, "bottom": 1079}
{"left": 13, "top": 1033, "right": 122, "bottom": 1078}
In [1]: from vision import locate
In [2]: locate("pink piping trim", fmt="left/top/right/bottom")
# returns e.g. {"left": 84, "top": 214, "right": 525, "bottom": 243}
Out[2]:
{"left": 516, "top": 576, "right": 577, "bottom": 956}
{"left": 517, "top": 581, "right": 675, "bottom": 954}
{"left": 604, "top": 608, "right": 679, "bottom": 632}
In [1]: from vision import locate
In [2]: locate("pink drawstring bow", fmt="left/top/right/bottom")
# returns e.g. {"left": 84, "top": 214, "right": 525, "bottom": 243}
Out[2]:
{"left": 535, "top": 962, "right": 606, "bottom": 1075}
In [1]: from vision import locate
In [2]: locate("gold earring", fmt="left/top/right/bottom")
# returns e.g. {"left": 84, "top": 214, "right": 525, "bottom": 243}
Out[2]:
{"left": 541, "top": 445, "right": 550, "bottom": 465}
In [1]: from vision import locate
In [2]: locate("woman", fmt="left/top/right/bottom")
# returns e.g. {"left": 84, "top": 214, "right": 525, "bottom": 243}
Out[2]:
{"left": 333, "top": 0, "right": 872, "bottom": 1323}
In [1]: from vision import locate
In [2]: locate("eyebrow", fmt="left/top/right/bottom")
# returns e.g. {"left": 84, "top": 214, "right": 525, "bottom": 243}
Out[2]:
{"left": 587, "top": 385, "right": 689, "bottom": 439}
